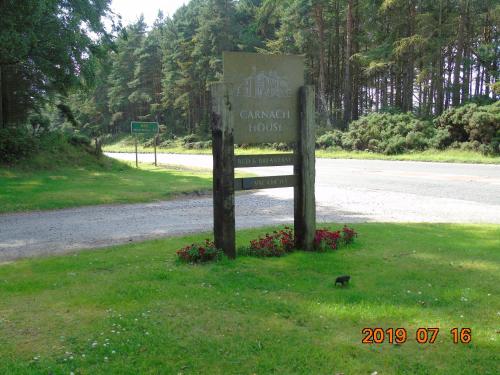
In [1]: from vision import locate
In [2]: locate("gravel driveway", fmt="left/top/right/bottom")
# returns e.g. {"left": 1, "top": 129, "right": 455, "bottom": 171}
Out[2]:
{"left": 1, "top": 153, "right": 499, "bottom": 261}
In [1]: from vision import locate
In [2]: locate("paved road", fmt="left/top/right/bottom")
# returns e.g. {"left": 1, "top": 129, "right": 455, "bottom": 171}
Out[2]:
{"left": 1, "top": 153, "right": 499, "bottom": 261}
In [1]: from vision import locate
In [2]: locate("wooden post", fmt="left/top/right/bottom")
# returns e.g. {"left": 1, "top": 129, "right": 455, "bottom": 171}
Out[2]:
{"left": 211, "top": 83, "right": 236, "bottom": 259}
{"left": 294, "top": 85, "right": 316, "bottom": 250}
{"left": 135, "top": 136, "right": 138, "bottom": 168}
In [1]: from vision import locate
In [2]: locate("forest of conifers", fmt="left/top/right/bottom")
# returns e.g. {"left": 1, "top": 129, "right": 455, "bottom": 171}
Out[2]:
{"left": 0, "top": 0, "right": 498, "bottom": 143}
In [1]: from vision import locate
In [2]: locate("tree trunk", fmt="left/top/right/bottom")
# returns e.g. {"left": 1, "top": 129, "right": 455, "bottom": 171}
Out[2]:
{"left": 434, "top": 0, "right": 444, "bottom": 115}
{"left": 351, "top": 0, "right": 359, "bottom": 120}
{"left": 333, "top": 0, "right": 342, "bottom": 125}
{"left": 445, "top": 46, "right": 453, "bottom": 109}
{"left": 313, "top": 4, "right": 327, "bottom": 114}
{"left": 343, "top": 0, "right": 354, "bottom": 127}
{"left": 461, "top": 0, "right": 471, "bottom": 102}
{"left": 452, "top": 1, "right": 466, "bottom": 106}
{"left": 382, "top": 74, "right": 388, "bottom": 109}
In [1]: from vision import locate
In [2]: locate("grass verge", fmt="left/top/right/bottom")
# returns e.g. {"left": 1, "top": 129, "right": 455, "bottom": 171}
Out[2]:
{"left": 104, "top": 137, "right": 500, "bottom": 164}
{"left": 0, "top": 223, "right": 498, "bottom": 374}
{"left": 0, "top": 147, "right": 212, "bottom": 213}
{"left": 316, "top": 149, "right": 500, "bottom": 164}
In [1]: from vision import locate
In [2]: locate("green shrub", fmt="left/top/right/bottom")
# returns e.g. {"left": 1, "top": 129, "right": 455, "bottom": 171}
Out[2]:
{"left": 159, "top": 139, "right": 174, "bottom": 148}
{"left": 28, "top": 113, "right": 51, "bottom": 135}
{"left": 316, "top": 130, "right": 343, "bottom": 149}
{"left": 180, "top": 134, "right": 200, "bottom": 145}
{"left": 384, "top": 135, "right": 406, "bottom": 155}
{"left": 272, "top": 142, "right": 291, "bottom": 151}
{"left": 143, "top": 137, "right": 159, "bottom": 148}
{"left": 0, "top": 126, "right": 39, "bottom": 163}
{"left": 434, "top": 101, "right": 500, "bottom": 153}
{"left": 343, "top": 112, "right": 434, "bottom": 154}
{"left": 467, "top": 102, "right": 500, "bottom": 144}
{"left": 184, "top": 141, "right": 211, "bottom": 150}
{"left": 405, "top": 131, "right": 430, "bottom": 151}
{"left": 435, "top": 104, "right": 478, "bottom": 146}
{"left": 69, "top": 133, "right": 91, "bottom": 147}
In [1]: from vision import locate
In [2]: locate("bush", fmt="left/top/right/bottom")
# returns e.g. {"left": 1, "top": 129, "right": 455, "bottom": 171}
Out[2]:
{"left": 434, "top": 104, "right": 479, "bottom": 146}
{"left": 184, "top": 141, "right": 211, "bottom": 150}
{"left": 142, "top": 137, "right": 157, "bottom": 148}
{"left": 434, "top": 102, "right": 500, "bottom": 153}
{"left": 68, "top": 133, "right": 91, "bottom": 147}
{"left": 159, "top": 139, "right": 174, "bottom": 148}
{"left": 316, "top": 130, "right": 343, "bottom": 149}
{"left": 272, "top": 142, "right": 291, "bottom": 151}
{"left": 180, "top": 134, "right": 200, "bottom": 145}
{"left": 176, "top": 239, "right": 223, "bottom": 263}
{"left": 467, "top": 102, "right": 500, "bottom": 144}
{"left": 0, "top": 126, "right": 39, "bottom": 163}
{"left": 28, "top": 113, "right": 51, "bottom": 135}
{"left": 384, "top": 135, "right": 406, "bottom": 155}
{"left": 343, "top": 112, "right": 434, "bottom": 154}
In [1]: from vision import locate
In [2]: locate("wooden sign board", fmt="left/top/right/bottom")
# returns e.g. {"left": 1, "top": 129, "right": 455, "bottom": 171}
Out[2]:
{"left": 131, "top": 121, "right": 159, "bottom": 134}
{"left": 211, "top": 53, "right": 316, "bottom": 259}
{"left": 235, "top": 175, "right": 296, "bottom": 191}
{"left": 235, "top": 153, "right": 295, "bottom": 168}
{"left": 223, "top": 52, "right": 305, "bottom": 144}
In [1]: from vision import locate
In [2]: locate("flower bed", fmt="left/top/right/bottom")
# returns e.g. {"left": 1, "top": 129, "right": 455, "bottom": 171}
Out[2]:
{"left": 314, "top": 225, "right": 358, "bottom": 251}
{"left": 176, "top": 239, "right": 223, "bottom": 263}
{"left": 242, "top": 226, "right": 357, "bottom": 257}
{"left": 245, "top": 227, "right": 295, "bottom": 257}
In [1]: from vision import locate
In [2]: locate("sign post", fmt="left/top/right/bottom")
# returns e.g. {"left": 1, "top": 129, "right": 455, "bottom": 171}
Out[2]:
{"left": 295, "top": 86, "right": 316, "bottom": 250}
{"left": 135, "top": 137, "right": 138, "bottom": 168}
{"left": 130, "top": 121, "right": 159, "bottom": 168}
{"left": 211, "top": 52, "right": 316, "bottom": 257}
{"left": 211, "top": 83, "right": 236, "bottom": 258}
{"left": 154, "top": 135, "right": 158, "bottom": 166}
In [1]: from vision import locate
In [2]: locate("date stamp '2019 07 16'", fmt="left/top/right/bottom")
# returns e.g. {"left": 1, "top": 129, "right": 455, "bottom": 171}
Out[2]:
{"left": 362, "top": 327, "right": 472, "bottom": 344}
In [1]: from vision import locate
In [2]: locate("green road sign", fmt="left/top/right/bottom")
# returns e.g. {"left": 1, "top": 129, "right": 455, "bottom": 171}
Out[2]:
{"left": 131, "top": 121, "right": 159, "bottom": 134}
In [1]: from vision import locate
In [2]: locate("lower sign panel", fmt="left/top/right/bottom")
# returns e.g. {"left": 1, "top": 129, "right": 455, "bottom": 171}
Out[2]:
{"left": 235, "top": 153, "right": 295, "bottom": 168}
{"left": 235, "top": 175, "right": 296, "bottom": 191}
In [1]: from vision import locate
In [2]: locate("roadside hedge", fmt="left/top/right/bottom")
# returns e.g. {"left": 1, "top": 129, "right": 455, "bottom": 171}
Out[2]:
{"left": 316, "top": 101, "right": 499, "bottom": 155}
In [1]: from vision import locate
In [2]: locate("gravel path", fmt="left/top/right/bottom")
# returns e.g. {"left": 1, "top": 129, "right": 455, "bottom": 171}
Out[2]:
{"left": 1, "top": 153, "right": 499, "bottom": 261}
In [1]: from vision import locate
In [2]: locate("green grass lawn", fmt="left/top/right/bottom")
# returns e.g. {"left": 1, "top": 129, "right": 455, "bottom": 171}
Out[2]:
{"left": 0, "top": 224, "right": 498, "bottom": 374}
{"left": 0, "top": 159, "right": 212, "bottom": 213}
{"left": 103, "top": 141, "right": 283, "bottom": 156}
{"left": 316, "top": 149, "right": 500, "bottom": 164}
{"left": 104, "top": 136, "right": 500, "bottom": 164}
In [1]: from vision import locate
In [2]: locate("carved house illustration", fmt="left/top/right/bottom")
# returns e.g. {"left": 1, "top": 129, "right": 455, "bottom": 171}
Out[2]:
{"left": 236, "top": 67, "right": 292, "bottom": 98}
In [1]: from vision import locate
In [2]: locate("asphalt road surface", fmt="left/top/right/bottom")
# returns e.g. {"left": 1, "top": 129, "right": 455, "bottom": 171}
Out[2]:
{"left": 1, "top": 153, "right": 499, "bottom": 261}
